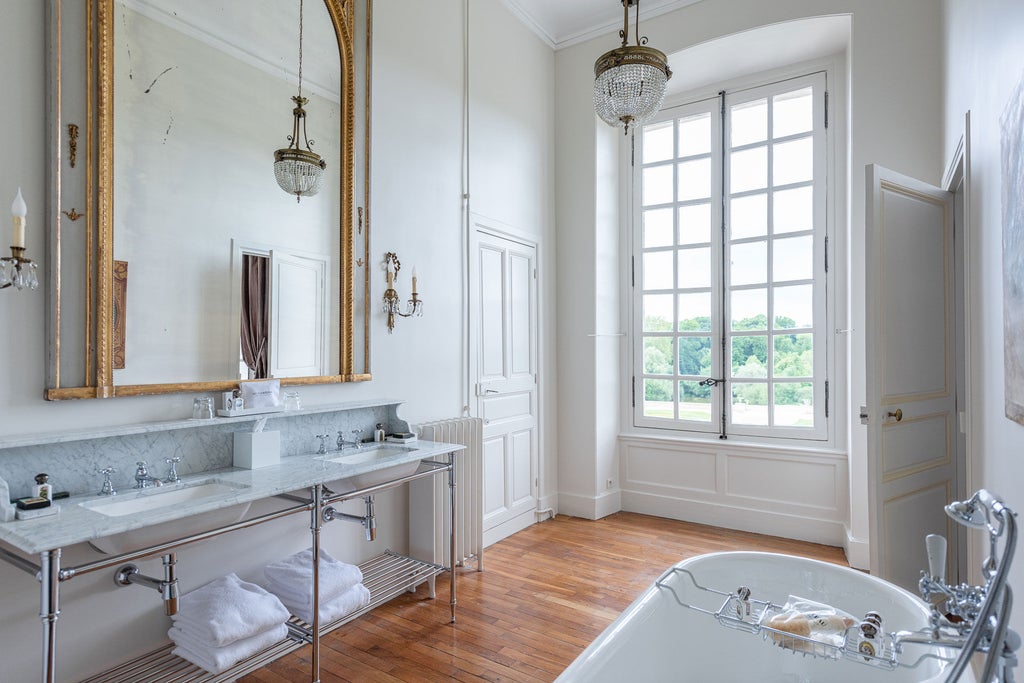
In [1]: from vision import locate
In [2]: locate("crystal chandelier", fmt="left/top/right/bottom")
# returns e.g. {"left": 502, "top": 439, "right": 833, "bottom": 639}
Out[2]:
{"left": 594, "top": 0, "right": 672, "bottom": 135}
{"left": 273, "top": 0, "right": 326, "bottom": 201}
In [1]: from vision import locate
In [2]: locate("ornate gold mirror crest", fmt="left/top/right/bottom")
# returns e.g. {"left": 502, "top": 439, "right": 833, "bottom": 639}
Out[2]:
{"left": 45, "top": 0, "right": 373, "bottom": 399}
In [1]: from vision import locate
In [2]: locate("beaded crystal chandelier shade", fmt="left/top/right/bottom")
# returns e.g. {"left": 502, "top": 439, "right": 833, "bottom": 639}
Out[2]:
{"left": 593, "top": 0, "right": 672, "bottom": 134}
{"left": 273, "top": 0, "right": 326, "bottom": 201}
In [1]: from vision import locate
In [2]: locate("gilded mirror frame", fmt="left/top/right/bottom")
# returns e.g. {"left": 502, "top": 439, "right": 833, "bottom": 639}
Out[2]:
{"left": 45, "top": 0, "right": 372, "bottom": 400}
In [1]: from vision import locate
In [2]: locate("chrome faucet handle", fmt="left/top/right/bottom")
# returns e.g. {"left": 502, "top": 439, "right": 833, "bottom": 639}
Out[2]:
{"left": 163, "top": 456, "right": 181, "bottom": 484}
{"left": 97, "top": 467, "right": 117, "bottom": 496}
{"left": 352, "top": 429, "right": 362, "bottom": 449}
{"left": 316, "top": 434, "right": 330, "bottom": 455}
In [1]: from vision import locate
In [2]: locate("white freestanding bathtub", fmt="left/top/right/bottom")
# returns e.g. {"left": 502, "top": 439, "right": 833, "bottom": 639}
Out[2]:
{"left": 556, "top": 552, "right": 971, "bottom": 683}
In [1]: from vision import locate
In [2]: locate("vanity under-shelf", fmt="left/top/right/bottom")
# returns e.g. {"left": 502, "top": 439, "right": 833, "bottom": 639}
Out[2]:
{"left": 0, "top": 416, "right": 464, "bottom": 683}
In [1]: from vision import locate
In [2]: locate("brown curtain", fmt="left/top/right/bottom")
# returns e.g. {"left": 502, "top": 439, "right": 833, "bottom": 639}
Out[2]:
{"left": 240, "top": 254, "right": 269, "bottom": 379}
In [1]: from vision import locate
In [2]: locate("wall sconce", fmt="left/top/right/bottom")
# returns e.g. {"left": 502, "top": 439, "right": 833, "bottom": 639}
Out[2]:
{"left": 382, "top": 252, "right": 422, "bottom": 334}
{"left": 2, "top": 188, "right": 38, "bottom": 291}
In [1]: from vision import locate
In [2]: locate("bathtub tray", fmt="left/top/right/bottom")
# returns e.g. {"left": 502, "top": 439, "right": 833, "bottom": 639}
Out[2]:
{"left": 654, "top": 566, "right": 950, "bottom": 672}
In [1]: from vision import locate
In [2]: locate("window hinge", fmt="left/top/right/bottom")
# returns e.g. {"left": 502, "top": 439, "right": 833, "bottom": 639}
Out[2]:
{"left": 824, "top": 91, "right": 829, "bottom": 129}
{"left": 825, "top": 380, "right": 830, "bottom": 418}
{"left": 631, "top": 376, "right": 636, "bottom": 408}
{"left": 533, "top": 268, "right": 537, "bottom": 279}
{"left": 824, "top": 235, "right": 829, "bottom": 273}
{"left": 631, "top": 256, "right": 635, "bottom": 288}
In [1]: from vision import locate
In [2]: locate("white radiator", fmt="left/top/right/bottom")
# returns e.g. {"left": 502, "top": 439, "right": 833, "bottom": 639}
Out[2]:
{"left": 409, "top": 417, "right": 484, "bottom": 571}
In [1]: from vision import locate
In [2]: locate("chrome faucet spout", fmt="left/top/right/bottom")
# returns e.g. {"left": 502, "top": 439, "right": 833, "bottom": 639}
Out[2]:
{"left": 133, "top": 461, "right": 161, "bottom": 489}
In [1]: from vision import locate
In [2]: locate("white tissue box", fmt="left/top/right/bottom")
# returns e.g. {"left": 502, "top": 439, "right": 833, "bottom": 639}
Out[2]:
{"left": 233, "top": 431, "right": 281, "bottom": 469}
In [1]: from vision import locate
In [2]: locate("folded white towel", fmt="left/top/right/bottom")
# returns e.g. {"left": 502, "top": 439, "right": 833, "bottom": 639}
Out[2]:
{"left": 263, "top": 548, "right": 363, "bottom": 608}
{"left": 170, "top": 573, "right": 290, "bottom": 647}
{"left": 171, "top": 622, "right": 287, "bottom": 674}
{"left": 282, "top": 583, "right": 371, "bottom": 625}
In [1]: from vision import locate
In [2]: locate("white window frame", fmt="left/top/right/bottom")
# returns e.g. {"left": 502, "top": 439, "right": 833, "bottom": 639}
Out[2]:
{"left": 631, "top": 70, "right": 831, "bottom": 442}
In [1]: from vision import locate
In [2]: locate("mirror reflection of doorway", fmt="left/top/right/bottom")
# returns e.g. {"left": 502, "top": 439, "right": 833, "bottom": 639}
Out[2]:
{"left": 237, "top": 245, "right": 328, "bottom": 380}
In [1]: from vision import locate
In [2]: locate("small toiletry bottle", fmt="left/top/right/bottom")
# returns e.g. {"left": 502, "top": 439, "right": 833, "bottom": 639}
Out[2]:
{"left": 375, "top": 423, "right": 386, "bottom": 442}
{"left": 32, "top": 474, "right": 52, "bottom": 501}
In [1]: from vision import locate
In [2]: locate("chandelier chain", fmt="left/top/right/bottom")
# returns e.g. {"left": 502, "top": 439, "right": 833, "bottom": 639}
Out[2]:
{"left": 297, "top": 0, "right": 305, "bottom": 99}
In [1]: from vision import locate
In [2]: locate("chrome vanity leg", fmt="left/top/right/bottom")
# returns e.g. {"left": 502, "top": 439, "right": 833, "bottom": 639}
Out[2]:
{"left": 449, "top": 450, "right": 457, "bottom": 624}
{"left": 310, "top": 483, "right": 322, "bottom": 683}
{"left": 39, "top": 548, "right": 61, "bottom": 683}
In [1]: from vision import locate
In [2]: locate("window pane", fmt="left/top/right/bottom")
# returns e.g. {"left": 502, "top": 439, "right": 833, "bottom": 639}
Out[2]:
{"left": 731, "top": 288, "right": 767, "bottom": 330}
{"left": 773, "top": 186, "right": 813, "bottom": 234}
{"left": 643, "top": 379, "right": 674, "bottom": 419}
{"left": 774, "top": 382, "right": 814, "bottom": 426}
{"left": 644, "top": 336, "right": 674, "bottom": 374}
{"left": 680, "top": 381, "right": 713, "bottom": 422}
{"left": 643, "top": 294, "right": 673, "bottom": 331}
{"left": 643, "top": 165, "right": 673, "bottom": 206}
{"left": 773, "top": 235, "right": 813, "bottom": 282}
{"left": 678, "top": 336, "right": 713, "bottom": 375}
{"left": 678, "top": 113, "right": 711, "bottom": 157}
{"left": 731, "top": 335, "right": 767, "bottom": 377}
{"left": 730, "top": 146, "right": 767, "bottom": 193}
{"left": 773, "top": 137, "right": 813, "bottom": 186}
{"left": 679, "top": 203, "right": 711, "bottom": 245}
{"left": 679, "top": 292, "right": 712, "bottom": 331}
{"left": 643, "top": 251, "right": 673, "bottom": 290}
{"left": 773, "top": 88, "right": 813, "bottom": 138}
{"left": 731, "top": 98, "right": 767, "bottom": 147}
{"left": 774, "top": 333, "right": 813, "bottom": 377}
{"left": 732, "top": 383, "right": 769, "bottom": 425}
{"left": 643, "top": 120, "right": 674, "bottom": 164}
{"left": 730, "top": 240, "right": 767, "bottom": 286}
{"left": 678, "top": 247, "right": 711, "bottom": 288}
{"left": 774, "top": 284, "right": 813, "bottom": 328}
{"left": 643, "top": 208, "right": 674, "bottom": 248}
{"left": 677, "top": 158, "right": 711, "bottom": 201}
{"left": 730, "top": 193, "right": 767, "bottom": 239}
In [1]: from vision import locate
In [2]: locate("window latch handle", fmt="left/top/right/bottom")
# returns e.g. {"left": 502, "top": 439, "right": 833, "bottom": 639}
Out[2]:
{"left": 698, "top": 377, "right": 725, "bottom": 387}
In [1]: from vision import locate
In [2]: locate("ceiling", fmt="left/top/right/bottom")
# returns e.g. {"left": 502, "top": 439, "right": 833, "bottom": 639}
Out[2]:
{"left": 502, "top": 0, "right": 705, "bottom": 50}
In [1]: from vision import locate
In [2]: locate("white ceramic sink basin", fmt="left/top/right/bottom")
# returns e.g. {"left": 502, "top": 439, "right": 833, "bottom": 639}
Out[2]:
{"left": 82, "top": 478, "right": 251, "bottom": 555}
{"left": 325, "top": 444, "right": 421, "bottom": 492}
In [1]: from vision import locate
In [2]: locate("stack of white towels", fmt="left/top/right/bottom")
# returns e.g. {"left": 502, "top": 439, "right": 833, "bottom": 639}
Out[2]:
{"left": 264, "top": 547, "right": 371, "bottom": 625}
{"left": 168, "top": 573, "right": 290, "bottom": 674}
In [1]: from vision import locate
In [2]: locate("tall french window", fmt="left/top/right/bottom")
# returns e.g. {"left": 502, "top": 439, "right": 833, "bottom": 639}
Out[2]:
{"left": 634, "top": 72, "right": 829, "bottom": 440}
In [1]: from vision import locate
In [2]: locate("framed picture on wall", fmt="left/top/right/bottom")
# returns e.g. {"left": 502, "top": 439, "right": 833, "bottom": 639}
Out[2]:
{"left": 1001, "top": 73, "right": 1024, "bottom": 425}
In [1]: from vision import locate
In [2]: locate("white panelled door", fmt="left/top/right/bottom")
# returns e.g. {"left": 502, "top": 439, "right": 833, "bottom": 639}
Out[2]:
{"left": 471, "top": 228, "right": 539, "bottom": 546}
{"left": 865, "top": 165, "right": 959, "bottom": 591}
{"left": 269, "top": 251, "right": 327, "bottom": 378}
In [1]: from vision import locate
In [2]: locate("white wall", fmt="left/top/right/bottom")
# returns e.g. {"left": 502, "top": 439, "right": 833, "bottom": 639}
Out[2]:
{"left": 0, "top": 0, "right": 555, "bottom": 679}
{"left": 942, "top": 0, "right": 1024, "bottom": 636}
{"left": 554, "top": 0, "right": 944, "bottom": 561}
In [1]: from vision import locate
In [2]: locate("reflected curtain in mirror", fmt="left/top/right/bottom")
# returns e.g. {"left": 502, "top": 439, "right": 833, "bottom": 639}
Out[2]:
{"left": 240, "top": 254, "right": 269, "bottom": 380}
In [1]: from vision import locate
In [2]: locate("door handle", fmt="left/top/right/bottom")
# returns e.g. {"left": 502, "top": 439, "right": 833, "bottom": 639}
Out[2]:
{"left": 886, "top": 408, "right": 903, "bottom": 422}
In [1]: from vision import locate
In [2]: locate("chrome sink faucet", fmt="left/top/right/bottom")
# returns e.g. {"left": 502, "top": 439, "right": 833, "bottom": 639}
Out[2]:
{"left": 337, "top": 429, "right": 362, "bottom": 451}
{"left": 133, "top": 461, "right": 162, "bottom": 489}
{"left": 163, "top": 456, "right": 181, "bottom": 484}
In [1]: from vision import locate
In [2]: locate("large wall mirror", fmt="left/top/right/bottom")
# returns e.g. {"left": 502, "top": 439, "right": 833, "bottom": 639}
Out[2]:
{"left": 45, "top": 0, "right": 372, "bottom": 399}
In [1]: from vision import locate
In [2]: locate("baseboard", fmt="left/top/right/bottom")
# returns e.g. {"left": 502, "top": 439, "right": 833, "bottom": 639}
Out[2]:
{"left": 557, "top": 490, "right": 622, "bottom": 520}
{"left": 844, "top": 526, "right": 871, "bottom": 570}
{"left": 483, "top": 509, "right": 536, "bottom": 547}
{"left": 621, "top": 490, "right": 845, "bottom": 547}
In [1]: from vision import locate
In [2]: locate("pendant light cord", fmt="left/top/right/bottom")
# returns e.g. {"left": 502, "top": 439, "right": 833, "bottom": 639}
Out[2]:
{"left": 297, "top": 0, "right": 304, "bottom": 99}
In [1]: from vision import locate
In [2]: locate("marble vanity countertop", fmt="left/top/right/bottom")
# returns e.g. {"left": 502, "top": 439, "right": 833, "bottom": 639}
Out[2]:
{"left": 0, "top": 440, "right": 463, "bottom": 555}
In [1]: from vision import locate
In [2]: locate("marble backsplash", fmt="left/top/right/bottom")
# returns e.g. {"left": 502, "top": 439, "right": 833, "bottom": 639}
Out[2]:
{"left": 0, "top": 401, "right": 409, "bottom": 500}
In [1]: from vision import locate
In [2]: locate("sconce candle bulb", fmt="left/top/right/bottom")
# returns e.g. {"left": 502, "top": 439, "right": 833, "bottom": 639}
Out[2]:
{"left": 382, "top": 252, "right": 423, "bottom": 333}
{"left": 11, "top": 187, "right": 26, "bottom": 249}
{"left": 1, "top": 187, "right": 36, "bottom": 291}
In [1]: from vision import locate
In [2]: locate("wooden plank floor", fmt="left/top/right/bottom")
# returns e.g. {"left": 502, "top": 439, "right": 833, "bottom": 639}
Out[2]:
{"left": 239, "top": 512, "right": 848, "bottom": 682}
